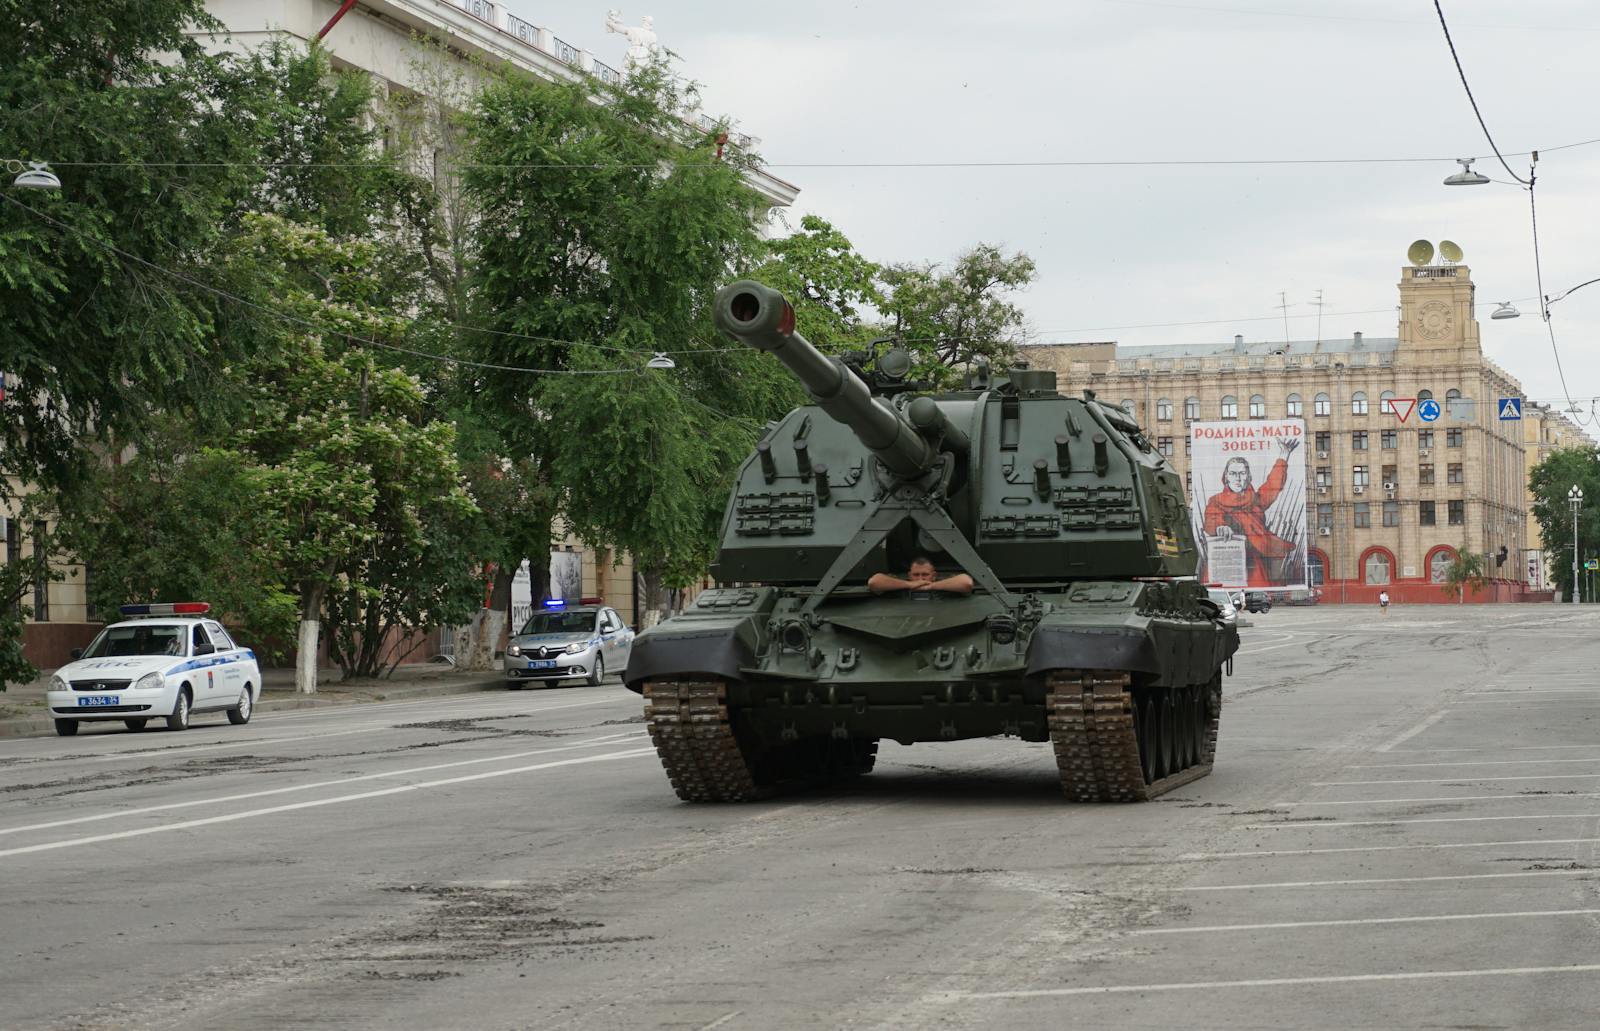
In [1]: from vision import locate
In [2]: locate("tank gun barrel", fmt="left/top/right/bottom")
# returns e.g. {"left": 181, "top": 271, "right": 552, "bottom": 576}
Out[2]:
{"left": 713, "top": 280, "right": 937, "bottom": 477}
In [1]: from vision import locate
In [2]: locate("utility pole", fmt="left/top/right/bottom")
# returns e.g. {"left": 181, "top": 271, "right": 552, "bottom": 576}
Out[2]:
{"left": 1569, "top": 485, "right": 1584, "bottom": 603}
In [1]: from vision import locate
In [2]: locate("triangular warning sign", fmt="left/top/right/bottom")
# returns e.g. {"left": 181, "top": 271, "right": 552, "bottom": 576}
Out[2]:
{"left": 1390, "top": 398, "right": 1417, "bottom": 423}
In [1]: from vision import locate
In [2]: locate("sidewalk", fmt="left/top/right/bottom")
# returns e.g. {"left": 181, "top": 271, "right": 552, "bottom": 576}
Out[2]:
{"left": 0, "top": 661, "right": 508, "bottom": 739}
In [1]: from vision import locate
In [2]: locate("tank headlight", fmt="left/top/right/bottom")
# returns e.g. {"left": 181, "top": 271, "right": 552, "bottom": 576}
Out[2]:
{"left": 135, "top": 672, "right": 165, "bottom": 691}
{"left": 507, "top": 644, "right": 522, "bottom": 657}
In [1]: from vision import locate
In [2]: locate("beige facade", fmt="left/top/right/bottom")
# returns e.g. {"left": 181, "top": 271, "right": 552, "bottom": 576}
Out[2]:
{"left": 1028, "top": 260, "right": 1533, "bottom": 602}
{"left": 1521, "top": 402, "right": 1593, "bottom": 590}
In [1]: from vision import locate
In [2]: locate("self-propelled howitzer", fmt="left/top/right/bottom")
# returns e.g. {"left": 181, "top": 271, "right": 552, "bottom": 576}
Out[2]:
{"left": 624, "top": 280, "right": 1238, "bottom": 803}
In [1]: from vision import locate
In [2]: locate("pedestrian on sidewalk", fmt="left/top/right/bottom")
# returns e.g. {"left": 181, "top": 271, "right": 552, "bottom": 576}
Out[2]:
{"left": 1378, "top": 589, "right": 1390, "bottom": 615}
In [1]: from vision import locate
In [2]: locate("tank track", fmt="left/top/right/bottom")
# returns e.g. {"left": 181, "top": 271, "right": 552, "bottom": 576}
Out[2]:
{"left": 642, "top": 678, "right": 763, "bottom": 802}
{"left": 1045, "top": 669, "right": 1221, "bottom": 803}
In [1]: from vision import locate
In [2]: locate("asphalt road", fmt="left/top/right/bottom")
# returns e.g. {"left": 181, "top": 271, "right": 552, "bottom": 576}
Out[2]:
{"left": 4, "top": 606, "right": 1600, "bottom": 1030}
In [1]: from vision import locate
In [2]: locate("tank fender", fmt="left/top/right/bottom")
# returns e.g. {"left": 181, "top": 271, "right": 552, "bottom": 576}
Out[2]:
{"left": 1025, "top": 620, "right": 1240, "bottom": 685}
{"left": 624, "top": 621, "right": 755, "bottom": 692}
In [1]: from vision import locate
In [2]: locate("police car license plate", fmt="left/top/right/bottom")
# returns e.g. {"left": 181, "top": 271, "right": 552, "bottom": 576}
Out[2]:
{"left": 529, "top": 660, "right": 556, "bottom": 670}
{"left": 77, "top": 696, "right": 119, "bottom": 707}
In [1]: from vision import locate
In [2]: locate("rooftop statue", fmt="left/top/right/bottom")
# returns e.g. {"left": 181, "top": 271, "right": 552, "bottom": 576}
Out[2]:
{"left": 604, "top": 11, "right": 659, "bottom": 73}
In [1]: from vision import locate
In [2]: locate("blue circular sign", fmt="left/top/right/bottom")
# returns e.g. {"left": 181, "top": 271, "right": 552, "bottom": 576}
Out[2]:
{"left": 1418, "top": 398, "right": 1442, "bottom": 422}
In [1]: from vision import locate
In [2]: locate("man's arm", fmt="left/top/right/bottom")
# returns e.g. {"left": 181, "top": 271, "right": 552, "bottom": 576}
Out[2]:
{"left": 926, "top": 573, "right": 975, "bottom": 595}
{"left": 868, "top": 573, "right": 913, "bottom": 594}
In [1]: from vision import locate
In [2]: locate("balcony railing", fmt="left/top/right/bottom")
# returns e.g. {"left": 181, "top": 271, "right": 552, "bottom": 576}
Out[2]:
{"left": 551, "top": 34, "right": 579, "bottom": 65}
{"left": 463, "top": 0, "right": 495, "bottom": 24}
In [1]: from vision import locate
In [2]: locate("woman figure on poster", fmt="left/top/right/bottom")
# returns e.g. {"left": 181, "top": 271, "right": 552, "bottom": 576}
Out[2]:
{"left": 1204, "top": 438, "right": 1300, "bottom": 587}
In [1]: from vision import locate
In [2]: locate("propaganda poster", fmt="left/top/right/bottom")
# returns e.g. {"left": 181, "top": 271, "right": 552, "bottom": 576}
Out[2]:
{"left": 1188, "top": 419, "right": 1308, "bottom": 590}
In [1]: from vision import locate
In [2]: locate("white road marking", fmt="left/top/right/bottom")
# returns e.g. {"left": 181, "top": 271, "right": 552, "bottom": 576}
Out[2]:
{"left": 696, "top": 1012, "right": 742, "bottom": 1031}
{"left": 1181, "top": 837, "right": 1600, "bottom": 860}
{"left": 1387, "top": 744, "right": 1600, "bottom": 755}
{"left": 934, "top": 964, "right": 1600, "bottom": 1001}
{"left": 1466, "top": 690, "right": 1600, "bottom": 696}
{"left": 0, "top": 732, "right": 647, "bottom": 839}
{"left": 1135, "top": 909, "right": 1600, "bottom": 935}
{"left": 1315, "top": 772, "right": 1600, "bottom": 786}
{"left": 1374, "top": 710, "right": 1449, "bottom": 753}
{"left": 1237, "top": 634, "right": 1303, "bottom": 657}
{"left": 1276, "top": 792, "right": 1600, "bottom": 806}
{"left": 1349, "top": 757, "right": 1600, "bottom": 770}
{"left": 1243, "top": 813, "right": 1600, "bottom": 831}
{"left": 1182, "top": 870, "right": 1597, "bottom": 892}
{"left": 0, "top": 746, "right": 658, "bottom": 859}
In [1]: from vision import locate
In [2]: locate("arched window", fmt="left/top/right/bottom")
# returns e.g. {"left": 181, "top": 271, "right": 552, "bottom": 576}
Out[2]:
{"left": 1314, "top": 392, "right": 1331, "bottom": 417}
{"left": 1249, "top": 394, "right": 1266, "bottom": 418}
{"left": 1418, "top": 389, "right": 1434, "bottom": 401}
{"left": 1184, "top": 396, "right": 1200, "bottom": 421}
{"left": 1445, "top": 388, "right": 1462, "bottom": 402}
{"left": 1363, "top": 549, "right": 1392, "bottom": 585}
{"left": 1157, "top": 398, "right": 1173, "bottom": 421}
{"left": 1220, "top": 395, "right": 1238, "bottom": 419}
{"left": 1445, "top": 387, "right": 1464, "bottom": 420}
{"left": 1429, "top": 547, "right": 1456, "bottom": 584}
{"left": 1380, "top": 389, "right": 1396, "bottom": 415}
{"left": 1351, "top": 391, "right": 1369, "bottom": 416}
{"left": 1286, "top": 393, "right": 1303, "bottom": 417}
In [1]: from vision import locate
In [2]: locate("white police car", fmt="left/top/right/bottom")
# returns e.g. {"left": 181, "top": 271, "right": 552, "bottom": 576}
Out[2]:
{"left": 46, "top": 603, "right": 262, "bottom": 736}
{"left": 504, "top": 602, "right": 633, "bottom": 687}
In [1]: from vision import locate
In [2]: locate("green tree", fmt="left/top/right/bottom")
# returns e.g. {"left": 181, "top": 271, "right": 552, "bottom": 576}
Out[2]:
{"left": 754, "top": 215, "right": 885, "bottom": 354}
{"left": 1529, "top": 445, "right": 1600, "bottom": 602}
{"left": 463, "top": 59, "right": 787, "bottom": 626}
{"left": 880, "top": 243, "right": 1037, "bottom": 385}
{"left": 1439, "top": 547, "right": 1487, "bottom": 604}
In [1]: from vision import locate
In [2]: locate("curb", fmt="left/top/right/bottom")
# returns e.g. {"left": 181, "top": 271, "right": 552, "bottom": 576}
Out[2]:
{"left": 0, "top": 675, "right": 507, "bottom": 740}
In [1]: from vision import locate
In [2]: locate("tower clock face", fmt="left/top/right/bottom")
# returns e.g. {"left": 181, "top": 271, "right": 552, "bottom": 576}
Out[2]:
{"left": 1418, "top": 300, "right": 1453, "bottom": 340}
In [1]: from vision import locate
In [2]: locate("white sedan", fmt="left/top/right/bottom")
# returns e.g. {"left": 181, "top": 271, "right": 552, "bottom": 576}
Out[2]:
{"left": 46, "top": 604, "right": 261, "bottom": 736}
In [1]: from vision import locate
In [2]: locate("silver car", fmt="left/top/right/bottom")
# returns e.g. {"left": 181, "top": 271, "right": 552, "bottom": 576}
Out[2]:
{"left": 1204, "top": 588, "right": 1240, "bottom": 627}
{"left": 504, "top": 604, "right": 633, "bottom": 687}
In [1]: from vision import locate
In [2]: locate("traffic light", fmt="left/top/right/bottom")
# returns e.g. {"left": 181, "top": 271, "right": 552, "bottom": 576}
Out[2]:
{"left": 1496, "top": 545, "right": 1508, "bottom": 568}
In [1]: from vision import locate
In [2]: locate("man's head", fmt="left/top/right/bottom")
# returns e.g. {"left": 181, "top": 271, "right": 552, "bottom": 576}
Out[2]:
{"left": 1222, "top": 457, "right": 1252, "bottom": 493}
{"left": 907, "top": 556, "right": 937, "bottom": 584}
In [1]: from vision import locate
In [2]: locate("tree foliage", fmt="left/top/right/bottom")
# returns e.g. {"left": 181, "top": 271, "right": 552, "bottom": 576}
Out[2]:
{"left": 1529, "top": 445, "right": 1600, "bottom": 602}
{"left": 754, "top": 214, "right": 885, "bottom": 354}
{"left": 879, "top": 243, "right": 1037, "bottom": 385}
{"left": 1439, "top": 547, "right": 1486, "bottom": 602}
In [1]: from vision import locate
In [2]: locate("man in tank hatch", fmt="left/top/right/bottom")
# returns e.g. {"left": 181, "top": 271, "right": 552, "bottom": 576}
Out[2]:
{"left": 868, "top": 556, "right": 975, "bottom": 596}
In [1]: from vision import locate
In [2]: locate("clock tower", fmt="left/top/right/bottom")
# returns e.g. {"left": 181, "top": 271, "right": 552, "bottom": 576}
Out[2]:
{"left": 1397, "top": 242, "right": 1480, "bottom": 356}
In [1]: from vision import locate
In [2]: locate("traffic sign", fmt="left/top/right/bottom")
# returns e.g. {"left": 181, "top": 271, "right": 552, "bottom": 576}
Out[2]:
{"left": 1498, "top": 397, "right": 1523, "bottom": 420}
{"left": 1389, "top": 397, "right": 1417, "bottom": 422}
{"left": 1587, "top": 559, "right": 1599, "bottom": 572}
{"left": 1418, "top": 398, "right": 1442, "bottom": 422}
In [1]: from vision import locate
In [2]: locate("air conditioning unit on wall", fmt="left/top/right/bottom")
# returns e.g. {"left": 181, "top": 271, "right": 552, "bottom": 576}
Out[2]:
{"left": 1353, "top": 485, "right": 1366, "bottom": 494}
{"left": 1317, "top": 451, "right": 1329, "bottom": 459}
{"left": 1318, "top": 527, "right": 1332, "bottom": 536}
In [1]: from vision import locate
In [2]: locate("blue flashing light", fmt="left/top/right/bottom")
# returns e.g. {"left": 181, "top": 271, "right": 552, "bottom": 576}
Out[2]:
{"left": 543, "top": 598, "right": 566, "bottom": 608}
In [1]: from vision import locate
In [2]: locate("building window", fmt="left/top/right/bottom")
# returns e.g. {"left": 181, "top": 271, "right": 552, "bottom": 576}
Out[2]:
{"left": 1419, "top": 500, "right": 1437, "bottom": 526}
{"left": 1119, "top": 399, "right": 1137, "bottom": 419}
{"left": 2, "top": 518, "right": 16, "bottom": 566}
{"left": 1157, "top": 398, "right": 1173, "bottom": 421}
{"left": 1382, "top": 500, "right": 1399, "bottom": 527}
{"left": 1308, "top": 552, "right": 1326, "bottom": 585}
{"left": 1380, "top": 429, "right": 1397, "bottom": 449}
{"left": 1185, "top": 396, "right": 1199, "bottom": 421}
{"left": 1429, "top": 548, "right": 1455, "bottom": 583}
{"left": 1352, "top": 431, "right": 1368, "bottom": 451}
{"left": 1314, "top": 431, "right": 1331, "bottom": 452}
{"left": 31, "top": 520, "right": 47, "bottom": 622}
{"left": 1354, "top": 502, "right": 1371, "bottom": 528}
{"left": 1448, "top": 462, "right": 1463, "bottom": 484}
{"left": 1381, "top": 464, "right": 1397, "bottom": 488}
{"left": 1249, "top": 394, "right": 1266, "bottom": 418}
{"left": 1184, "top": 470, "right": 1191, "bottom": 490}
{"left": 1364, "top": 550, "right": 1391, "bottom": 585}
{"left": 1351, "top": 391, "right": 1369, "bottom": 416}
{"left": 1157, "top": 436, "right": 1173, "bottom": 457}
{"left": 1286, "top": 393, "right": 1303, "bottom": 417}
{"left": 1353, "top": 465, "right": 1370, "bottom": 487}
{"left": 1418, "top": 464, "right": 1435, "bottom": 485}
{"left": 1418, "top": 389, "right": 1434, "bottom": 401}
{"left": 1314, "top": 392, "right": 1331, "bottom": 417}
{"left": 1418, "top": 430, "right": 1434, "bottom": 449}
{"left": 1317, "top": 504, "right": 1333, "bottom": 529}
{"left": 1448, "top": 499, "right": 1465, "bottom": 525}
{"left": 1185, "top": 436, "right": 1192, "bottom": 456}
{"left": 1447, "top": 428, "right": 1463, "bottom": 447}
{"left": 1380, "top": 390, "right": 1396, "bottom": 415}
{"left": 1220, "top": 395, "right": 1238, "bottom": 419}
{"left": 1315, "top": 466, "right": 1331, "bottom": 487}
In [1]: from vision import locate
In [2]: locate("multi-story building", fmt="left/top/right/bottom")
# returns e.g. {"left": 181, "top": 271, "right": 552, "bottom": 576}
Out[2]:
{"left": 1521, "top": 402, "right": 1594, "bottom": 592}
{"left": 1029, "top": 253, "right": 1532, "bottom": 603}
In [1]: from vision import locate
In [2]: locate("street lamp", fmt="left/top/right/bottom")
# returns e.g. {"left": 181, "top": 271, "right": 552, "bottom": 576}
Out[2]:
{"left": 1443, "top": 158, "right": 1490, "bottom": 186}
{"left": 1569, "top": 485, "right": 1583, "bottom": 604}
{"left": 4, "top": 159, "right": 61, "bottom": 191}
{"left": 1489, "top": 302, "right": 1520, "bottom": 320}
{"left": 1543, "top": 277, "right": 1600, "bottom": 320}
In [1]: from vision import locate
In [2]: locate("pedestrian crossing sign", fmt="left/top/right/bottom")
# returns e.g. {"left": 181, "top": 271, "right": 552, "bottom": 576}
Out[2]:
{"left": 1497, "top": 397, "right": 1523, "bottom": 420}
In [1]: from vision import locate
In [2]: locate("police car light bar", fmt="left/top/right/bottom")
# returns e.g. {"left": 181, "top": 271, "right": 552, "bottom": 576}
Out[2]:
{"left": 543, "top": 599, "right": 566, "bottom": 608}
{"left": 119, "top": 602, "right": 211, "bottom": 617}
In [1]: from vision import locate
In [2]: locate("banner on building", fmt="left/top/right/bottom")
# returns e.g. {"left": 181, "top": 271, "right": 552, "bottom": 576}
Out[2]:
{"left": 1188, "top": 420, "right": 1309, "bottom": 590}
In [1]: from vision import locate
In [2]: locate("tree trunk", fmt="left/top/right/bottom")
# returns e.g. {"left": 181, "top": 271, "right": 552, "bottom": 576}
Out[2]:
{"left": 296, "top": 581, "right": 327, "bottom": 695}
{"left": 638, "top": 567, "right": 668, "bottom": 630}
{"left": 461, "top": 564, "right": 515, "bottom": 671}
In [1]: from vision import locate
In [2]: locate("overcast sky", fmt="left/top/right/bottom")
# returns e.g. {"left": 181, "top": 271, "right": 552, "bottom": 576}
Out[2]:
{"left": 509, "top": 0, "right": 1600, "bottom": 417}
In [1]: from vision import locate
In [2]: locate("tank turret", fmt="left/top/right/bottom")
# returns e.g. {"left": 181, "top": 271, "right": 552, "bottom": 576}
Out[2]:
{"left": 628, "top": 280, "right": 1239, "bottom": 806}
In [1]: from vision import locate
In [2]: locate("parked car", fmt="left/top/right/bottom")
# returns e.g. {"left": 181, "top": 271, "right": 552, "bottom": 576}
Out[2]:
{"left": 1274, "top": 588, "right": 1322, "bottom": 606}
{"left": 1244, "top": 591, "right": 1272, "bottom": 613}
{"left": 504, "top": 603, "right": 633, "bottom": 687}
{"left": 1203, "top": 588, "right": 1239, "bottom": 627}
{"left": 45, "top": 603, "right": 260, "bottom": 736}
